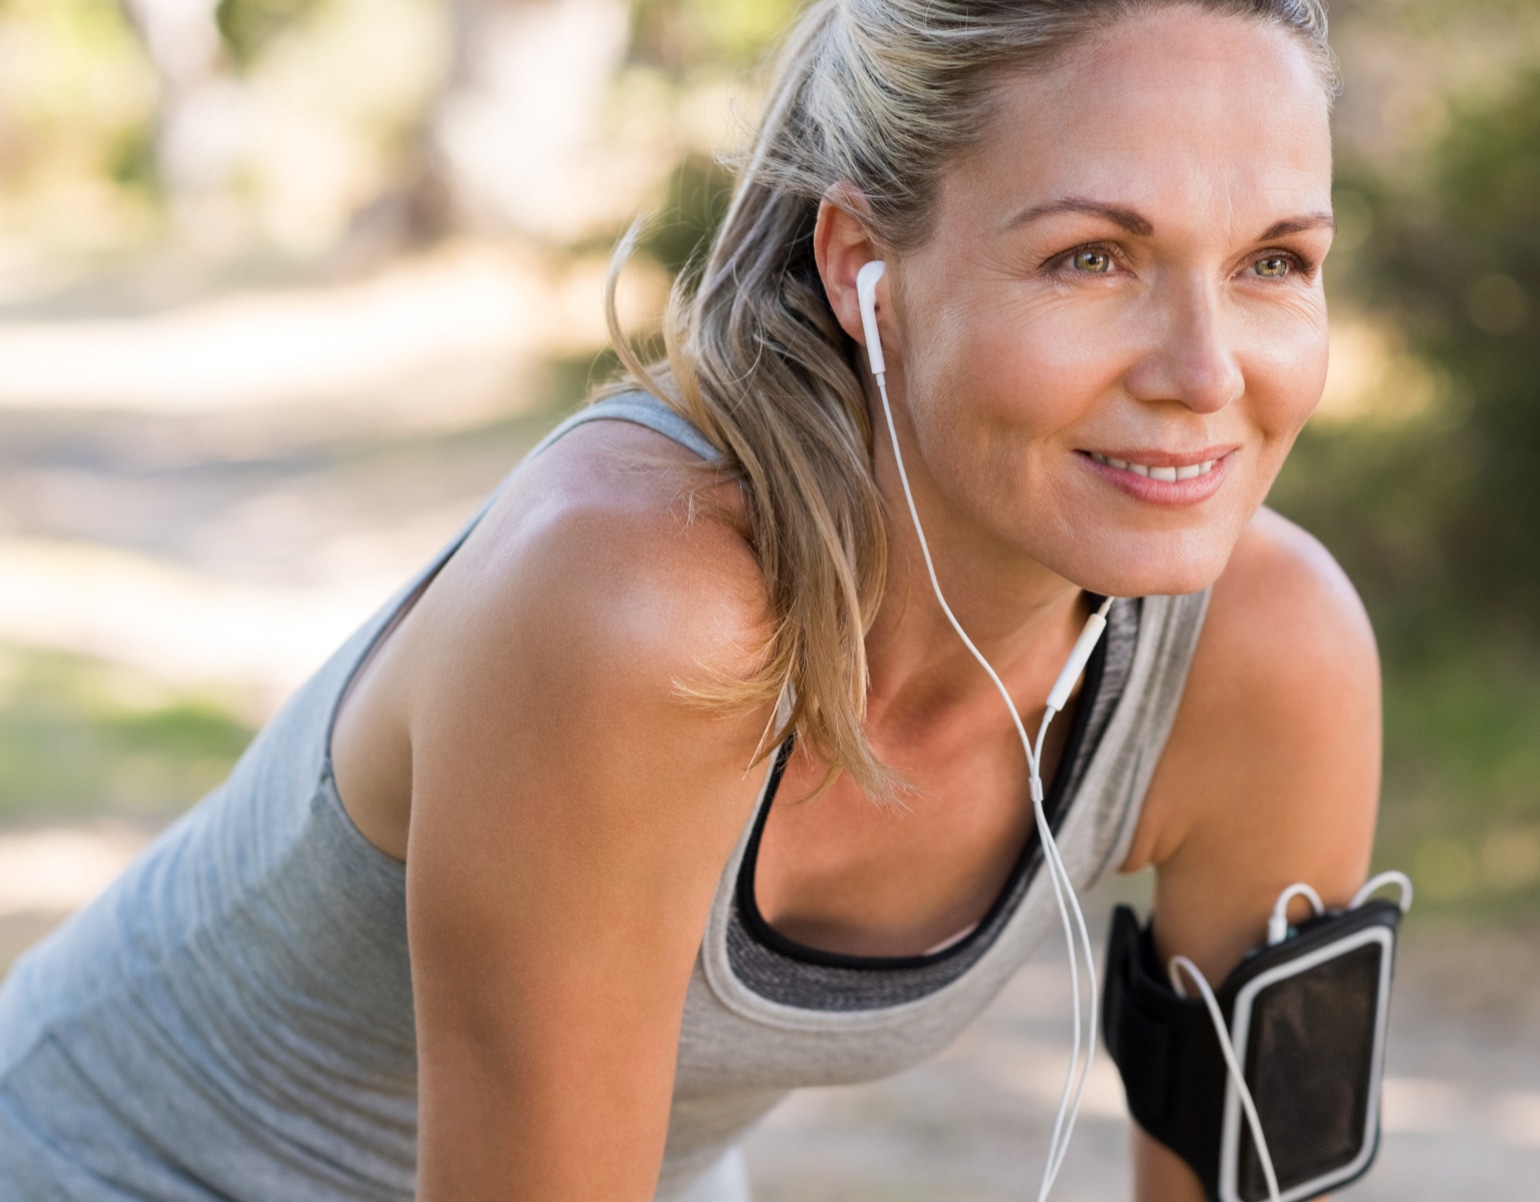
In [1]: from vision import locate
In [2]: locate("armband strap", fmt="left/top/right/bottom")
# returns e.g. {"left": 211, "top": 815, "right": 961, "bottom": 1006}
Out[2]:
{"left": 1102, "top": 899, "right": 1403, "bottom": 1202}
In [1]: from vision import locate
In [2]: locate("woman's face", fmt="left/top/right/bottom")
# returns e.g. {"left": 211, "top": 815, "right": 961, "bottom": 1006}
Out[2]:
{"left": 876, "top": 7, "right": 1335, "bottom": 598}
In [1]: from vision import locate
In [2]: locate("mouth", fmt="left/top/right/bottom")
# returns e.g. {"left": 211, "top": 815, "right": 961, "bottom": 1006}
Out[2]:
{"left": 1085, "top": 451, "right": 1221, "bottom": 482}
{"left": 1078, "top": 447, "right": 1236, "bottom": 506}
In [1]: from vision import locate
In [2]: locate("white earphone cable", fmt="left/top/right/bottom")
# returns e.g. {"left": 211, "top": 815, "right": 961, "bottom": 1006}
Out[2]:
{"left": 1350, "top": 870, "right": 1413, "bottom": 912}
{"left": 1168, "top": 954, "right": 1283, "bottom": 1202}
{"left": 1032, "top": 594, "right": 1112, "bottom": 1190}
{"left": 871, "top": 368, "right": 1106, "bottom": 1200}
{"left": 1267, "top": 882, "right": 1325, "bottom": 946}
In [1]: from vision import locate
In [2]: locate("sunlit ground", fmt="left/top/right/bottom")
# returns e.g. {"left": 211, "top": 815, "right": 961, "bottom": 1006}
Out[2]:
{"left": 0, "top": 241, "right": 664, "bottom": 706}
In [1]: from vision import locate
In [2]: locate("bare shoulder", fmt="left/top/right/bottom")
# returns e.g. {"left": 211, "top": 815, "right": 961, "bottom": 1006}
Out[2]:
{"left": 1123, "top": 507, "right": 1381, "bottom": 975}
{"left": 397, "top": 407, "right": 779, "bottom": 883}
{"left": 411, "top": 416, "right": 770, "bottom": 700}
{"left": 329, "top": 415, "right": 771, "bottom": 864}
{"left": 399, "top": 413, "right": 780, "bottom": 884}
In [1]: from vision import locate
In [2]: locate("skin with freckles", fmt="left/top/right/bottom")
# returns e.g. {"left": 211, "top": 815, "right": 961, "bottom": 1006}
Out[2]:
{"left": 328, "top": 7, "right": 1379, "bottom": 1201}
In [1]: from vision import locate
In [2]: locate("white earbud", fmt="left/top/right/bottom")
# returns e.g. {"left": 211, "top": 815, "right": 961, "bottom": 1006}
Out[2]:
{"left": 856, "top": 259, "right": 887, "bottom": 377}
{"left": 852, "top": 254, "right": 1111, "bottom": 1201}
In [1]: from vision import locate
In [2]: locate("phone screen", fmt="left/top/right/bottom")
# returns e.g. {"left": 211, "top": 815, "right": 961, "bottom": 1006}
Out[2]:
{"left": 1236, "top": 940, "right": 1384, "bottom": 1201}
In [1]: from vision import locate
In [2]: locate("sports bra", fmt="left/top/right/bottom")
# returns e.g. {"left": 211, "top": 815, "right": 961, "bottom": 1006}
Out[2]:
{"left": 726, "top": 587, "right": 1138, "bottom": 1011}
{"left": 0, "top": 392, "right": 1209, "bottom": 1202}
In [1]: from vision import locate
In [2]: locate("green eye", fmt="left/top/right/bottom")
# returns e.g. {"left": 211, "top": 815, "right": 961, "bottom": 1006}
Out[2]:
{"left": 1254, "top": 255, "right": 1292, "bottom": 278}
{"left": 1071, "top": 249, "right": 1113, "bottom": 274}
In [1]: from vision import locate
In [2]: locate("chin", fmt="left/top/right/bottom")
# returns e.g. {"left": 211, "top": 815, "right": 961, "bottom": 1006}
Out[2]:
{"left": 1052, "top": 526, "right": 1235, "bottom": 600}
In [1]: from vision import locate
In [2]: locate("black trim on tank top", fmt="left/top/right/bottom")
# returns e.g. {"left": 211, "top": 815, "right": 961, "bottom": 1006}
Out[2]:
{"left": 735, "top": 595, "right": 1112, "bottom": 973}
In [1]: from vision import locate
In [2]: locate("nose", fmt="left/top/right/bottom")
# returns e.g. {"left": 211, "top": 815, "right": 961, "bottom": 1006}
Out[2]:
{"left": 1122, "top": 278, "right": 1244, "bottom": 413}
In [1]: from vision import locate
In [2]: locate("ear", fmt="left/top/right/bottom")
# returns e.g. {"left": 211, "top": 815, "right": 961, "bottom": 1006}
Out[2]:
{"left": 814, "top": 187, "right": 888, "bottom": 359}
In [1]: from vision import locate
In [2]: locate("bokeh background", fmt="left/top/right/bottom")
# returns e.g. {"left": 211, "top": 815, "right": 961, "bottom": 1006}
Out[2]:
{"left": 0, "top": 0, "right": 1537, "bottom": 1198}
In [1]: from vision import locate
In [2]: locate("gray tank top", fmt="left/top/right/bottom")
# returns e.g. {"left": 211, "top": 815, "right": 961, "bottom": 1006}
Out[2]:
{"left": 0, "top": 394, "right": 1209, "bottom": 1202}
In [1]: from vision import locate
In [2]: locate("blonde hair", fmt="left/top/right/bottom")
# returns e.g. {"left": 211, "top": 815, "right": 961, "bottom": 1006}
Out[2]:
{"left": 605, "top": 0, "right": 1335, "bottom": 793}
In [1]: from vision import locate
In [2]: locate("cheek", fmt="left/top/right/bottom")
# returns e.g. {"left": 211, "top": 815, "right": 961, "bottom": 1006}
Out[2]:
{"left": 910, "top": 292, "right": 1125, "bottom": 435}
{"left": 1240, "top": 305, "right": 1331, "bottom": 444}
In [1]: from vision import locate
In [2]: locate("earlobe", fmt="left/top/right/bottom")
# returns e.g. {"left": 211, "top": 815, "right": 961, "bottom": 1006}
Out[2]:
{"left": 813, "top": 191, "right": 886, "bottom": 356}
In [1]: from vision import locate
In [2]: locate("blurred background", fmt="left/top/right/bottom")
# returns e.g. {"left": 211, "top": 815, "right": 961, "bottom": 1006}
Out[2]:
{"left": 0, "top": 0, "right": 1536, "bottom": 1197}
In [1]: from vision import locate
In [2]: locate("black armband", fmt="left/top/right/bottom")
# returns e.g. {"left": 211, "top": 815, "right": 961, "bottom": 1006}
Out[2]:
{"left": 1102, "top": 898, "right": 1403, "bottom": 1202}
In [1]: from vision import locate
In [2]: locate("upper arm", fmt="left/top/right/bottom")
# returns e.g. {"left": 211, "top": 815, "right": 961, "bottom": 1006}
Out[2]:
{"left": 1123, "top": 506, "right": 1382, "bottom": 981}
{"left": 1121, "top": 510, "right": 1380, "bottom": 1200}
{"left": 400, "top": 429, "right": 775, "bottom": 1201}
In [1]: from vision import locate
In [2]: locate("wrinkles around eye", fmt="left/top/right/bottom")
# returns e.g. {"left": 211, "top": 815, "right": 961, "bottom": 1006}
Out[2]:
{"left": 1240, "top": 250, "right": 1319, "bottom": 282}
{"left": 1043, "top": 242, "right": 1127, "bottom": 279}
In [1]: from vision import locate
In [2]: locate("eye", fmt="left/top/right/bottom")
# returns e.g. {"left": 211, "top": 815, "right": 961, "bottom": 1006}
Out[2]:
{"left": 1070, "top": 248, "right": 1114, "bottom": 274}
{"left": 1252, "top": 254, "right": 1293, "bottom": 279}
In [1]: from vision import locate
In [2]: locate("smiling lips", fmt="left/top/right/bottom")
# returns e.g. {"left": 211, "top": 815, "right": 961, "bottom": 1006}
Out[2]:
{"left": 1080, "top": 447, "right": 1233, "bottom": 506}
{"left": 1087, "top": 450, "right": 1219, "bottom": 482}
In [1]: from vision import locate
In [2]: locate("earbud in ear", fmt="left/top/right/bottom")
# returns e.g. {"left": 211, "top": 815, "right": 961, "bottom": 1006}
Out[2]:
{"left": 856, "top": 260, "right": 887, "bottom": 378}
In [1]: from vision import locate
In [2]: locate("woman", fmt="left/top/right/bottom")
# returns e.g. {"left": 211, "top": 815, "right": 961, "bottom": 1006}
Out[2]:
{"left": 0, "top": 1, "right": 1380, "bottom": 1199}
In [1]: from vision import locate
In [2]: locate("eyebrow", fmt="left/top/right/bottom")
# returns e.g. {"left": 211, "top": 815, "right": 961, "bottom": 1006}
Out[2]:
{"left": 1008, "top": 197, "right": 1153, "bottom": 236}
{"left": 1258, "top": 212, "right": 1336, "bottom": 239}
{"left": 1007, "top": 199, "right": 1337, "bottom": 242}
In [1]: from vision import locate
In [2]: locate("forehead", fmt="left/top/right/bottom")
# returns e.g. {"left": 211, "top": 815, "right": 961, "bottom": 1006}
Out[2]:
{"left": 943, "top": 8, "right": 1333, "bottom": 232}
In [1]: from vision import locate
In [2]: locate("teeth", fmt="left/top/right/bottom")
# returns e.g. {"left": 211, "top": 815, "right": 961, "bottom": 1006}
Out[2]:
{"left": 1089, "top": 452, "right": 1222, "bottom": 480}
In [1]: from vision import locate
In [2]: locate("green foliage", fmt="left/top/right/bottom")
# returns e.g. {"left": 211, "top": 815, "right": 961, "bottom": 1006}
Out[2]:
{"left": 1341, "top": 69, "right": 1540, "bottom": 628}
{"left": 107, "top": 117, "right": 159, "bottom": 194}
{"left": 0, "top": 645, "right": 254, "bottom": 822}
{"left": 215, "top": 0, "right": 324, "bottom": 69}
{"left": 643, "top": 152, "right": 735, "bottom": 278}
{"left": 0, "top": 0, "right": 158, "bottom": 194}
{"left": 1270, "top": 408, "right": 1469, "bottom": 656}
{"left": 1373, "top": 642, "right": 1540, "bottom": 918}
{"left": 630, "top": 0, "right": 799, "bottom": 74}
